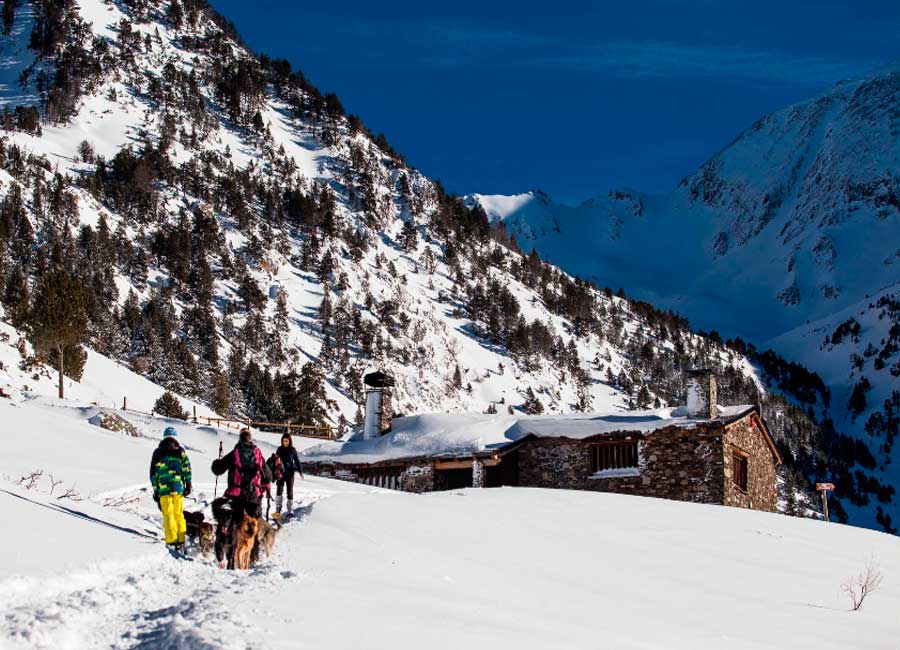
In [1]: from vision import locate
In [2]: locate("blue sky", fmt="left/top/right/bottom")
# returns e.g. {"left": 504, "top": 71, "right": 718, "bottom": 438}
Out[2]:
{"left": 209, "top": 0, "right": 897, "bottom": 203}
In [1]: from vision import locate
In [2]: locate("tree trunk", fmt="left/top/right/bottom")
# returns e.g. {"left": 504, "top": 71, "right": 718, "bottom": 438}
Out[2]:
{"left": 57, "top": 345, "right": 64, "bottom": 399}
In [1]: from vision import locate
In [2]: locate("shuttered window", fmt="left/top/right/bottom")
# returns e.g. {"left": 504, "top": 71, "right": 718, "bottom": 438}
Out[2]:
{"left": 591, "top": 441, "right": 639, "bottom": 473}
{"left": 732, "top": 450, "right": 749, "bottom": 492}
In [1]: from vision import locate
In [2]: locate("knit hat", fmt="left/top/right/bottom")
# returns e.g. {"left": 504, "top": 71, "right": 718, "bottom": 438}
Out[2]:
{"left": 281, "top": 433, "right": 292, "bottom": 446}
{"left": 163, "top": 426, "right": 178, "bottom": 438}
{"left": 239, "top": 428, "right": 252, "bottom": 443}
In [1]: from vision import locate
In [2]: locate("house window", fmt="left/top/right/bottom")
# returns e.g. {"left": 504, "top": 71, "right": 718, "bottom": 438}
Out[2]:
{"left": 591, "top": 440, "right": 639, "bottom": 473}
{"left": 732, "top": 449, "right": 749, "bottom": 492}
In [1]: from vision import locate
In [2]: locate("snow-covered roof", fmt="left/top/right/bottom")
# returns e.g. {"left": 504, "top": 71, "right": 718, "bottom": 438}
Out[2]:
{"left": 301, "top": 405, "right": 755, "bottom": 465}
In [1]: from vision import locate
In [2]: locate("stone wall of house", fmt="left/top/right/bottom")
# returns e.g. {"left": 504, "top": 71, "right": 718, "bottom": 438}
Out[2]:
{"left": 472, "top": 459, "right": 485, "bottom": 488}
{"left": 400, "top": 463, "right": 434, "bottom": 493}
{"left": 723, "top": 415, "right": 778, "bottom": 512}
{"left": 518, "top": 425, "right": 726, "bottom": 505}
{"left": 517, "top": 438, "right": 592, "bottom": 490}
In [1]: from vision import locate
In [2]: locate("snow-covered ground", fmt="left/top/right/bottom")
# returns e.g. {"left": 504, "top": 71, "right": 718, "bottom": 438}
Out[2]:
{"left": 1, "top": 343, "right": 898, "bottom": 649}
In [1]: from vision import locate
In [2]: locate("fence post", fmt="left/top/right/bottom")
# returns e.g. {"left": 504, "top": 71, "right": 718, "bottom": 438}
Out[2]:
{"left": 122, "top": 396, "right": 127, "bottom": 411}
{"left": 192, "top": 405, "right": 197, "bottom": 424}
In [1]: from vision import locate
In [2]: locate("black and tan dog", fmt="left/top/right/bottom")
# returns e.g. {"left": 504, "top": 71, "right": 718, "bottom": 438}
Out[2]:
{"left": 212, "top": 497, "right": 278, "bottom": 569}
{"left": 233, "top": 511, "right": 259, "bottom": 570}
{"left": 184, "top": 510, "right": 215, "bottom": 555}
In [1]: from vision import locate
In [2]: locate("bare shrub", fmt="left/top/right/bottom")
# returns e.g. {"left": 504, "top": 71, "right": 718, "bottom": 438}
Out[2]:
{"left": 48, "top": 474, "right": 64, "bottom": 495}
{"left": 17, "top": 470, "right": 43, "bottom": 490}
{"left": 102, "top": 495, "right": 139, "bottom": 508}
{"left": 58, "top": 486, "right": 83, "bottom": 501}
{"left": 842, "top": 558, "right": 883, "bottom": 611}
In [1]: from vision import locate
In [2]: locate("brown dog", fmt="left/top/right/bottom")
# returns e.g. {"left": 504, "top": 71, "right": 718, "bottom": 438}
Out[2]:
{"left": 233, "top": 512, "right": 260, "bottom": 570}
{"left": 256, "top": 517, "right": 279, "bottom": 560}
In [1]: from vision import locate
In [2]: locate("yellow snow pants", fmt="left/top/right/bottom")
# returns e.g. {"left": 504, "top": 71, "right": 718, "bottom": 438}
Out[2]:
{"left": 159, "top": 494, "right": 186, "bottom": 544}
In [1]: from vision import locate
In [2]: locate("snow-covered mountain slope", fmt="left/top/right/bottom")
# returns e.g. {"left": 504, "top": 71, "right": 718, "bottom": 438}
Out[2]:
{"left": 0, "top": 0, "right": 771, "bottom": 423}
{"left": 468, "top": 63, "right": 900, "bottom": 531}
{"left": 2, "top": 395, "right": 899, "bottom": 649}
{"left": 469, "top": 64, "right": 900, "bottom": 344}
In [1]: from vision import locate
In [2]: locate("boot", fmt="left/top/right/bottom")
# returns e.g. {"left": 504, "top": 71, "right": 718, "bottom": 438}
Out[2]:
{"left": 285, "top": 499, "right": 293, "bottom": 519}
{"left": 274, "top": 495, "right": 283, "bottom": 516}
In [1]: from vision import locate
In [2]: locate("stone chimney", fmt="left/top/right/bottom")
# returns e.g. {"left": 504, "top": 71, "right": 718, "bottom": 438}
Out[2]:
{"left": 363, "top": 371, "right": 395, "bottom": 439}
{"left": 685, "top": 369, "right": 718, "bottom": 419}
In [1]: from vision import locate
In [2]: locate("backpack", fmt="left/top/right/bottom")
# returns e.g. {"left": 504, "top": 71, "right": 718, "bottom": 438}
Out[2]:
{"left": 228, "top": 445, "right": 265, "bottom": 502}
{"left": 267, "top": 453, "right": 284, "bottom": 483}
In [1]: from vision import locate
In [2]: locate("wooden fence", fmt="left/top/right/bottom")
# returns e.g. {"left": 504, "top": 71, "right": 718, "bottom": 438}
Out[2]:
{"left": 120, "top": 397, "right": 337, "bottom": 440}
{"left": 197, "top": 416, "right": 337, "bottom": 440}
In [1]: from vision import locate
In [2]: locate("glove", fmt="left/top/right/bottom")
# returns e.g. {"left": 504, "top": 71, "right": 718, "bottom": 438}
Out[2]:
{"left": 153, "top": 494, "right": 160, "bottom": 510}
{"left": 184, "top": 482, "right": 192, "bottom": 497}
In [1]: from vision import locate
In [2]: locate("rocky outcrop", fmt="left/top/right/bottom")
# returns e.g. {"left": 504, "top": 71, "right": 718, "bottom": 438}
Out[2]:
{"left": 88, "top": 411, "right": 140, "bottom": 437}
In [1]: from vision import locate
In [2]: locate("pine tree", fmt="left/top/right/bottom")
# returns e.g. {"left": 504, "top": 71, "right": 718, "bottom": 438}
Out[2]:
{"left": 28, "top": 270, "right": 88, "bottom": 398}
{"left": 2, "top": 266, "right": 29, "bottom": 329}
{"left": 420, "top": 247, "right": 436, "bottom": 274}
{"left": 294, "top": 362, "right": 335, "bottom": 426}
{"left": 521, "top": 387, "right": 544, "bottom": 415}
{"left": 399, "top": 219, "right": 417, "bottom": 253}
{"left": 636, "top": 385, "right": 652, "bottom": 409}
{"left": 210, "top": 372, "right": 231, "bottom": 415}
{"left": 154, "top": 390, "right": 189, "bottom": 420}
{"left": 267, "top": 290, "right": 290, "bottom": 366}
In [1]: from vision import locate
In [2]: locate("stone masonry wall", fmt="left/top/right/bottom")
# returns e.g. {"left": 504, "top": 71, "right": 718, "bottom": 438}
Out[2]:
{"left": 518, "top": 425, "right": 726, "bottom": 505}
{"left": 723, "top": 415, "right": 778, "bottom": 512}
{"left": 400, "top": 463, "right": 434, "bottom": 493}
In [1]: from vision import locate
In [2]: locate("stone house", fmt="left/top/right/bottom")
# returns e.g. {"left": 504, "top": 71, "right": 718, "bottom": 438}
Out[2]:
{"left": 301, "top": 370, "right": 782, "bottom": 512}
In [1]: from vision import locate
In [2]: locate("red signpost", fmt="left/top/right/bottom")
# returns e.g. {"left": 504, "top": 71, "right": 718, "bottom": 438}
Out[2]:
{"left": 816, "top": 482, "right": 835, "bottom": 522}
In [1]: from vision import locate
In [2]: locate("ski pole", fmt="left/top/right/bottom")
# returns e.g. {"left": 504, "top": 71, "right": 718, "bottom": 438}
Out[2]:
{"left": 213, "top": 440, "right": 223, "bottom": 498}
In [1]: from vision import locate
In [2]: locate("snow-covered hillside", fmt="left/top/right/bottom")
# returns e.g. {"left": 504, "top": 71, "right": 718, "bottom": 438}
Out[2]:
{"left": 0, "top": 0, "right": 672, "bottom": 420}
{"left": 0, "top": 0, "right": 781, "bottom": 430}
{"left": 2, "top": 387, "right": 899, "bottom": 649}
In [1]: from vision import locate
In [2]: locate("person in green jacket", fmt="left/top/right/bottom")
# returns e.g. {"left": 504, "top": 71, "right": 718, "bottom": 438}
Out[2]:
{"left": 150, "top": 426, "right": 192, "bottom": 550}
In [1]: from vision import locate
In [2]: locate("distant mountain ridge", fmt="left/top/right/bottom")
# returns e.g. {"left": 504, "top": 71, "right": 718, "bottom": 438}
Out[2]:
{"left": 468, "top": 62, "right": 900, "bottom": 531}
{"left": 469, "top": 64, "right": 900, "bottom": 341}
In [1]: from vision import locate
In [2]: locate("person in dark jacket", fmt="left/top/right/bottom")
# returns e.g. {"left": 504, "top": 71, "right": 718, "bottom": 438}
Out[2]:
{"left": 150, "top": 426, "right": 192, "bottom": 549}
{"left": 210, "top": 428, "right": 271, "bottom": 519}
{"left": 273, "top": 433, "right": 304, "bottom": 519}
